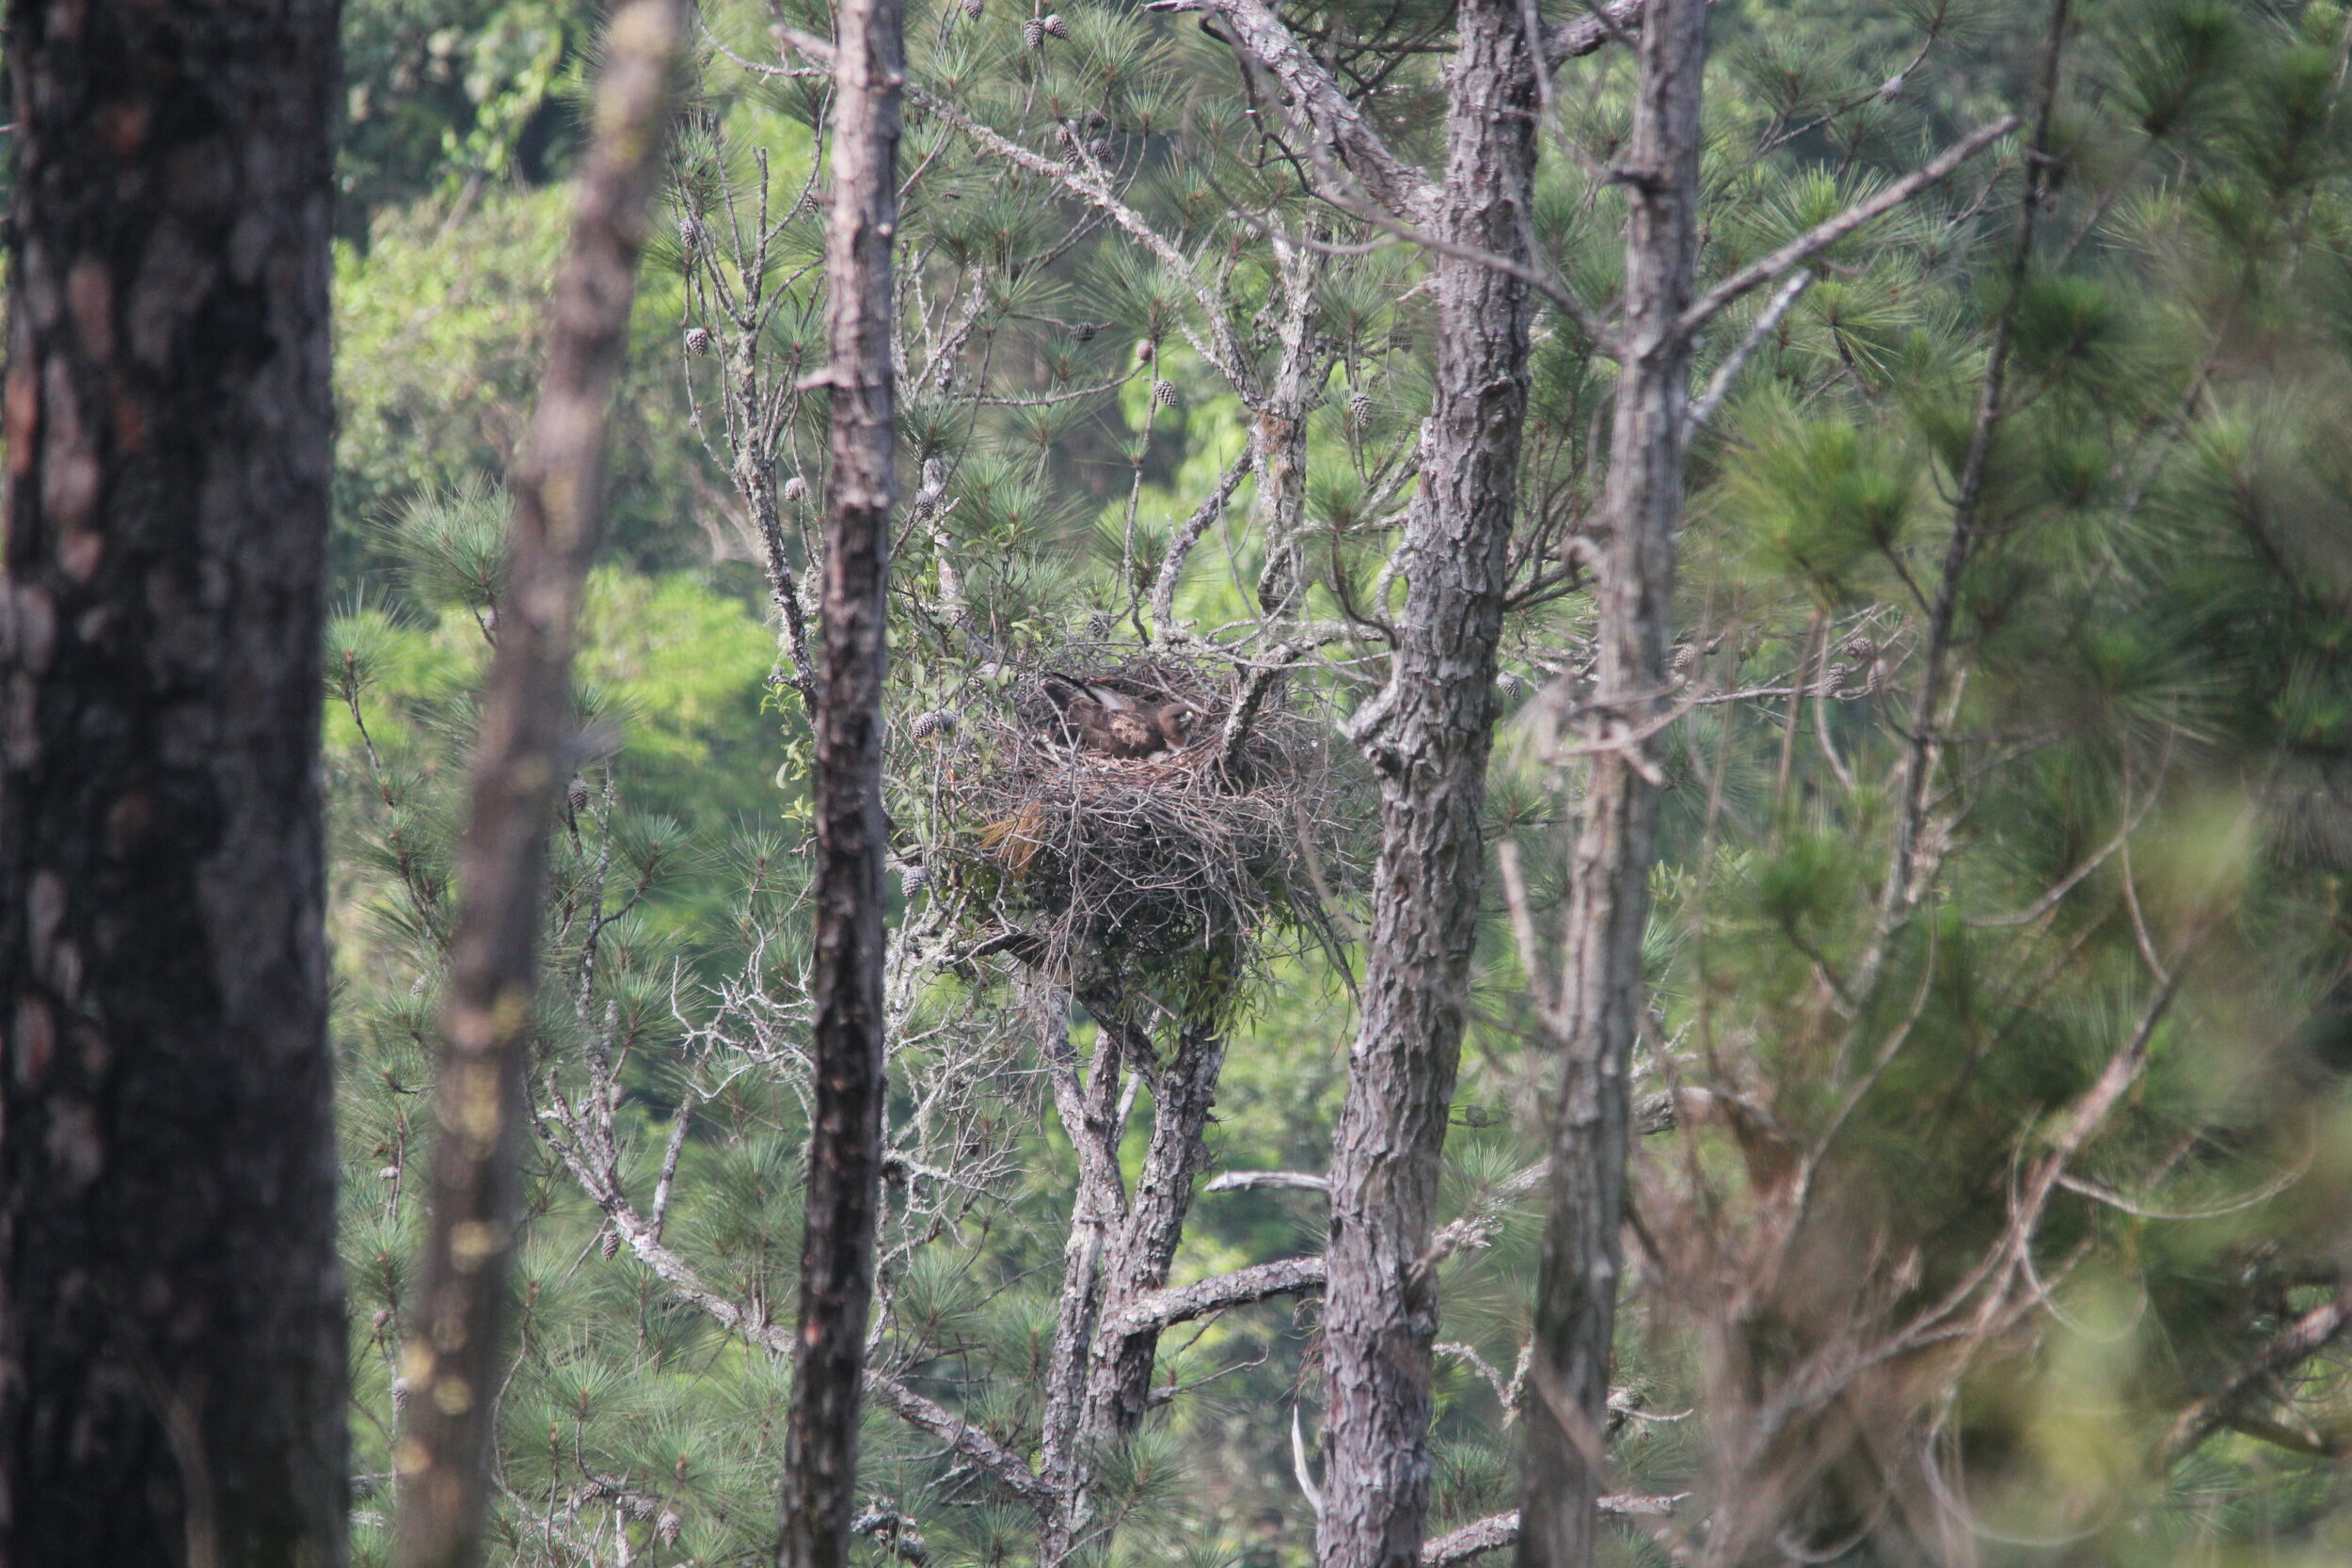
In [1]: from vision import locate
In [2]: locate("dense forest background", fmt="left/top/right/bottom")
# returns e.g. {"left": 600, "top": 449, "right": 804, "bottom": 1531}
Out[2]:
{"left": 309, "top": 0, "right": 2352, "bottom": 1562}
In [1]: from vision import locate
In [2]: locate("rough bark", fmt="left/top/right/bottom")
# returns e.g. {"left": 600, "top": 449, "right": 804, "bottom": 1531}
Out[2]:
{"left": 1250, "top": 240, "right": 1322, "bottom": 617}
{"left": 1081, "top": 1022, "right": 1227, "bottom": 1438}
{"left": 1038, "top": 990, "right": 1229, "bottom": 1566}
{"left": 1517, "top": 1, "right": 1708, "bottom": 1564}
{"left": 0, "top": 0, "right": 349, "bottom": 1560}
{"left": 393, "top": 7, "right": 683, "bottom": 1564}
{"left": 1034, "top": 986, "right": 1124, "bottom": 1563}
{"left": 778, "top": 0, "right": 903, "bottom": 1560}
{"left": 1319, "top": 2, "right": 1539, "bottom": 1565}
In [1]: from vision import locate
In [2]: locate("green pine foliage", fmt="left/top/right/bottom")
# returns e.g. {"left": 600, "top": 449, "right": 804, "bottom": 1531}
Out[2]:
{"left": 326, "top": 0, "right": 2352, "bottom": 1560}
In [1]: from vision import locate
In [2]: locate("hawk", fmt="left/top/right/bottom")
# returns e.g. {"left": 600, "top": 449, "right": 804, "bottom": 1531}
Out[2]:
{"left": 1041, "top": 677, "right": 1203, "bottom": 759}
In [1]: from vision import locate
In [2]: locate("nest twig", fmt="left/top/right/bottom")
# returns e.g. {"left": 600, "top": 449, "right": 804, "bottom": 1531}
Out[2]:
{"left": 920, "top": 650, "right": 1351, "bottom": 999}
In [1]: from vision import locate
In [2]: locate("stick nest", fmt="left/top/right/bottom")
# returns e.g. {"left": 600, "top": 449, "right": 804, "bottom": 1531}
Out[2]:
{"left": 922, "top": 650, "right": 1350, "bottom": 992}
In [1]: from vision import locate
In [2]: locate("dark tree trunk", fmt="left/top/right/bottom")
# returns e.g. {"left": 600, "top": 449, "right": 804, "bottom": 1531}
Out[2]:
{"left": 392, "top": 6, "right": 683, "bottom": 1564}
{"left": 777, "top": 0, "right": 902, "bottom": 1559}
{"left": 0, "top": 0, "right": 349, "bottom": 1560}
{"left": 1318, "top": 0, "right": 1538, "bottom": 1563}
{"left": 1518, "top": 1, "right": 1708, "bottom": 1563}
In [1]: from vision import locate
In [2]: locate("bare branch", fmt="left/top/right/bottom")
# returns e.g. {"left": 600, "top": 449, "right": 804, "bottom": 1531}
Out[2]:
{"left": 542, "top": 1103, "right": 1057, "bottom": 1510}
{"left": 1688, "top": 269, "right": 1810, "bottom": 428}
{"left": 1143, "top": 0, "right": 1435, "bottom": 223}
{"left": 1204, "top": 1169, "right": 1330, "bottom": 1194}
{"left": 2157, "top": 1282, "right": 2352, "bottom": 1470}
{"left": 1119, "top": 1256, "right": 1327, "bottom": 1332}
{"left": 1422, "top": 1512, "right": 1518, "bottom": 1567}
{"left": 866, "top": 1372, "right": 1059, "bottom": 1507}
{"left": 1543, "top": 0, "right": 1646, "bottom": 66}
{"left": 774, "top": 26, "right": 1257, "bottom": 396}
{"left": 1216, "top": 622, "right": 1384, "bottom": 773}
{"left": 1151, "top": 451, "right": 1253, "bottom": 639}
{"left": 1676, "top": 117, "right": 2016, "bottom": 337}
{"left": 1420, "top": 1496, "right": 1683, "bottom": 1568}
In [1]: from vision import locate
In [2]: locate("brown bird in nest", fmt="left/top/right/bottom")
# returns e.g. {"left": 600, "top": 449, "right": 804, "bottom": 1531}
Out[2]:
{"left": 1041, "top": 677, "right": 1204, "bottom": 759}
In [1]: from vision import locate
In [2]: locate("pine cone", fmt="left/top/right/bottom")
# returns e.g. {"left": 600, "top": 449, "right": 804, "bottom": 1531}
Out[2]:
{"left": 601, "top": 1228, "right": 622, "bottom": 1259}
{"left": 961, "top": 0, "right": 982, "bottom": 14}
{"left": 1023, "top": 16, "right": 1045, "bottom": 47}
{"left": 782, "top": 474, "right": 810, "bottom": 505}
{"left": 1136, "top": 340, "right": 1155, "bottom": 362}
{"left": 373, "top": 1307, "right": 394, "bottom": 1333}
{"left": 900, "top": 863, "right": 930, "bottom": 896}
{"left": 910, "top": 708, "right": 958, "bottom": 738}
{"left": 1348, "top": 389, "right": 1375, "bottom": 426}
{"left": 391, "top": 1378, "right": 412, "bottom": 1416}
{"left": 1151, "top": 378, "right": 1177, "bottom": 413}
{"left": 567, "top": 775, "right": 591, "bottom": 813}
{"left": 378, "top": 1164, "right": 401, "bottom": 1182}
{"left": 680, "top": 214, "right": 705, "bottom": 250}
{"left": 684, "top": 325, "right": 714, "bottom": 356}
{"left": 1041, "top": 11, "right": 1069, "bottom": 35}
{"left": 1073, "top": 322, "right": 1097, "bottom": 342}
{"left": 658, "top": 1510, "right": 684, "bottom": 1548}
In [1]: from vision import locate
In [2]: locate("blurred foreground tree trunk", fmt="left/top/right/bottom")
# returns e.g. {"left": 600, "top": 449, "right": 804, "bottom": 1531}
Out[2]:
{"left": 391, "top": 5, "right": 684, "bottom": 1564}
{"left": 0, "top": 0, "right": 349, "bottom": 1561}
{"left": 779, "top": 0, "right": 902, "bottom": 1560}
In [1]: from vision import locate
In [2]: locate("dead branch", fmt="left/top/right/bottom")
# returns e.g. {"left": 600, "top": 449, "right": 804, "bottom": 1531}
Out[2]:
{"left": 2157, "top": 1282, "right": 2352, "bottom": 1470}
{"left": 1119, "top": 1256, "right": 1328, "bottom": 1331}
{"left": 1676, "top": 117, "right": 2017, "bottom": 337}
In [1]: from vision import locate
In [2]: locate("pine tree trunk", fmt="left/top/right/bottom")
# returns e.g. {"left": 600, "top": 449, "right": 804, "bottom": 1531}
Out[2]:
{"left": 1035, "top": 987, "right": 1122, "bottom": 1567}
{"left": 0, "top": 0, "right": 348, "bottom": 1560}
{"left": 1517, "top": 2, "right": 1708, "bottom": 1563}
{"left": 1319, "top": 0, "right": 1537, "bottom": 1563}
{"left": 777, "top": 0, "right": 902, "bottom": 1558}
{"left": 393, "top": 7, "right": 683, "bottom": 1564}
{"left": 1082, "top": 1020, "right": 1226, "bottom": 1440}
{"left": 1039, "top": 988, "right": 1227, "bottom": 1567}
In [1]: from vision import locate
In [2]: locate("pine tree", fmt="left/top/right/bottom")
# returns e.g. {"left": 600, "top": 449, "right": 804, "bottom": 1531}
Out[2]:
{"left": 324, "top": 0, "right": 2352, "bottom": 1561}
{"left": 0, "top": 0, "right": 350, "bottom": 1559}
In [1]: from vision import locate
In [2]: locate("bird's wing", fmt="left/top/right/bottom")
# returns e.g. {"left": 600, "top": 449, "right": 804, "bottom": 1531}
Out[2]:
{"left": 1084, "top": 682, "right": 1136, "bottom": 712}
{"left": 1107, "top": 714, "right": 1157, "bottom": 753}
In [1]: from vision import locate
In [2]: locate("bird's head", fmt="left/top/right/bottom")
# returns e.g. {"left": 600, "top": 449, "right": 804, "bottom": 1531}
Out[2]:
{"left": 1157, "top": 701, "right": 1207, "bottom": 749}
